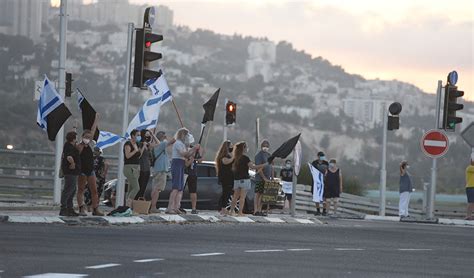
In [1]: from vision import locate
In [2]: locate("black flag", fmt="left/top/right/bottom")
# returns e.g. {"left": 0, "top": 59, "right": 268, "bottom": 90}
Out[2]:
{"left": 77, "top": 89, "right": 99, "bottom": 141}
{"left": 201, "top": 88, "right": 220, "bottom": 124}
{"left": 268, "top": 133, "right": 301, "bottom": 164}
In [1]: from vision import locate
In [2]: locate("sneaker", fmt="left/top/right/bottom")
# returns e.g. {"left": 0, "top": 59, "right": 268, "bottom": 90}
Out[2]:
{"left": 191, "top": 209, "right": 198, "bottom": 215}
{"left": 78, "top": 205, "right": 88, "bottom": 216}
{"left": 59, "top": 208, "right": 68, "bottom": 216}
{"left": 67, "top": 208, "right": 79, "bottom": 217}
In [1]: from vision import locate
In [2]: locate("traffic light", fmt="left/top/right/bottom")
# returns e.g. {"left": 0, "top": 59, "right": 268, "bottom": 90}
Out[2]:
{"left": 65, "top": 72, "right": 73, "bottom": 97}
{"left": 443, "top": 85, "right": 464, "bottom": 131}
{"left": 387, "top": 102, "right": 402, "bottom": 130}
{"left": 226, "top": 101, "right": 237, "bottom": 125}
{"left": 133, "top": 7, "right": 163, "bottom": 89}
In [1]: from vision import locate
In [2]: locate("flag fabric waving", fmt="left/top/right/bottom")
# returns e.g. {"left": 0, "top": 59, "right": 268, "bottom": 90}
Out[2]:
{"left": 125, "top": 90, "right": 172, "bottom": 137}
{"left": 268, "top": 133, "right": 301, "bottom": 164}
{"left": 77, "top": 89, "right": 99, "bottom": 141}
{"left": 96, "top": 131, "right": 125, "bottom": 150}
{"left": 36, "top": 76, "right": 72, "bottom": 141}
{"left": 309, "top": 163, "right": 325, "bottom": 203}
{"left": 145, "top": 71, "right": 171, "bottom": 100}
{"left": 201, "top": 88, "right": 220, "bottom": 124}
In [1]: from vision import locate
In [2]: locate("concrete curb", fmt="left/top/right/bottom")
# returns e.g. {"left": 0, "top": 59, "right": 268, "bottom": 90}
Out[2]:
{"left": 363, "top": 215, "right": 474, "bottom": 227}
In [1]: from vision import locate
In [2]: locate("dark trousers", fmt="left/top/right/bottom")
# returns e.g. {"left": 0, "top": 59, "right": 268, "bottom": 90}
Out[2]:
{"left": 61, "top": 175, "right": 77, "bottom": 209}
{"left": 219, "top": 183, "right": 233, "bottom": 210}
{"left": 135, "top": 171, "right": 150, "bottom": 200}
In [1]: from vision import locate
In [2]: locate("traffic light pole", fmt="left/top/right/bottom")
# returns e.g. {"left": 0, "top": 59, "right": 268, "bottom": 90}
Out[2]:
{"left": 223, "top": 98, "right": 228, "bottom": 141}
{"left": 427, "top": 80, "right": 442, "bottom": 219}
{"left": 53, "top": 0, "right": 68, "bottom": 204}
{"left": 379, "top": 108, "right": 388, "bottom": 216}
{"left": 116, "top": 23, "right": 134, "bottom": 208}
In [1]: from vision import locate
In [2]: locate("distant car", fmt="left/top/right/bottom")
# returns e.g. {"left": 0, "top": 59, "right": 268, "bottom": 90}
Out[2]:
{"left": 103, "top": 161, "right": 284, "bottom": 213}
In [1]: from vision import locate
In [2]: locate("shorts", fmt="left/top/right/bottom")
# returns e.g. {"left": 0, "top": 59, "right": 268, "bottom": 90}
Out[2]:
{"left": 234, "top": 179, "right": 251, "bottom": 191}
{"left": 153, "top": 172, "right": 167, "bottom": 191}
{"left": 285, "top": 193, "right": 292, "bottom": 201}
{"left": 467, "top": 187, "right": 474, "bottom": 203}
{"left": 171, "top": 159, "right": 185, "bottom": 191}
{"left": 255, "top": 181, "right": 265, "bottom": 194}
{"left": 186, "top": 175, "right": 197, "bottom": 194}
{"left": 80, "top": 171, "right": 95, "bottom": 177}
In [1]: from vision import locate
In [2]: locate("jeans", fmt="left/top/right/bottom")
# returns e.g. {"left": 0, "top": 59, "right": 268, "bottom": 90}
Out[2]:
{"left": 61, "top": 175, "right": 77, "bottom": 209}
{"left": 124, "top": 164, "right": 140, "bottom": 200}
{"left": 399, "top": 192, "right": 410, "bottom": 217}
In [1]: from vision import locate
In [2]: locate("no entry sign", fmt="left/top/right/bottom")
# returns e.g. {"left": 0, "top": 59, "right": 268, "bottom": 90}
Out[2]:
{"left": 421, "top": 130, "right": 449, "bottom": 158}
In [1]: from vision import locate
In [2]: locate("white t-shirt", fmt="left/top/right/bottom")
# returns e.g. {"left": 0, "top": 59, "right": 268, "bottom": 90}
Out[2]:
{"left": 172, "top": 140, "right": 186, "bottom": 160}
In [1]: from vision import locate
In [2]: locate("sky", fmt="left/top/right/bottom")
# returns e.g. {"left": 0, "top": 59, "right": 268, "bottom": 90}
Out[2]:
{"left": 58, "top": 0, "right": 474, "bottom": 100}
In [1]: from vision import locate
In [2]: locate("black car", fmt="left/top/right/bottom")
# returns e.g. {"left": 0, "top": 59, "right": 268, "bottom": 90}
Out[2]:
{"left": 103, "top": 161, "right": 284, "bottom": 213}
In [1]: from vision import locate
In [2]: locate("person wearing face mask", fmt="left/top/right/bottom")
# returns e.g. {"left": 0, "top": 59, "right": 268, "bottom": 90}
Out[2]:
{"left": 280, "top": 159, "right": 294, "bottom": 214}
{"left": 59, "top": 131, "right": 81, "bottom": 216}
{"left": 399, "top": 160, "right": 412, "bottom": 218}
{"left": 123, "top": 129, "right": 147, "bottom": 208}
{"left": 254, "top": 140, "right": 272, "bottom": 216}
{"left": 311, "top": 151, "right": 329, "bottom": 216}
{"left": 76, "top": 114, "right": 104, "bottom": 216}
{"left": 215, "top": 141, "right": 234, "bottom": 215}
{"left": 325, "top": 159, "right": 343, "bottom": 215}
{"left": 135, "top": 129, "right": 158, "bottom": 200}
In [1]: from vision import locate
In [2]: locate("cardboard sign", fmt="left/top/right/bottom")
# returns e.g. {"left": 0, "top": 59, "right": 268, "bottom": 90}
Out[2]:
{"left": 262, "top": 180, "right": 280, "bottom": 204}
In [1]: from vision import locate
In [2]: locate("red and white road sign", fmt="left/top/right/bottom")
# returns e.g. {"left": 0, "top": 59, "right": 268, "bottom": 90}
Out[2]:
{"left": 421, "top": 130, "right": 449, "bottom": 158}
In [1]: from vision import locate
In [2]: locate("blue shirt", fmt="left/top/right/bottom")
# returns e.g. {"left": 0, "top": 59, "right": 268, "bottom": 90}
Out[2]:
{"left": 153, "top": 141, "right": 169, "bottom": 172}
{"left": 255, "top": 151, "right": 271, "bottom": 182}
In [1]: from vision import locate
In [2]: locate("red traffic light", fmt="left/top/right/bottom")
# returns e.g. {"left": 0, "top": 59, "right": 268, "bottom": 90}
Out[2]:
{"left": 145, "top": 41, "right": 152, "bottom": 48}
{"left": 228, "top": 104, "right": 234, "bottom": 112}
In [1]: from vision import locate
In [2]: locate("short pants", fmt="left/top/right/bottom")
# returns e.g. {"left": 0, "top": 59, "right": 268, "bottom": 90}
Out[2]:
{"left": 255, "top": 181, "right": 265, "bottom": 194}
{"left": 186, "top": 175, "right": 197, "bottom": 194}
{"left": 234, "top": 179, "right": 251, "bottom": 191}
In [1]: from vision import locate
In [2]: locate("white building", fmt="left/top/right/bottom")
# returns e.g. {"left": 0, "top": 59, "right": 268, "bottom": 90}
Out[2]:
{"left": 0, "top": 0, "right": 44, "bottom": 42}
{"left": 246, "top": 41, "right": 276, "bottom": 82}
{"left": 343, "top": 98, "right": 392, "bottom": 128}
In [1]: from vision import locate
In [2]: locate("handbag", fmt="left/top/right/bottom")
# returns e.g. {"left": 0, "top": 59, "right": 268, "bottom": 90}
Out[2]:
{"left": 132, "top": 197, "right": 151, "bottom": 215}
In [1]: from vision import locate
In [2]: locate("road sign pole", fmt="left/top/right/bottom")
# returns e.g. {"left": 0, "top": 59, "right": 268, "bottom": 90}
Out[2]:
{"left": 116, "top": 23, "right": 134, "bottom": 208}
{"left": 379, "top": 108, "right": 388, "bottom": 216}
{"left": 427, "top": 81, "right": 442, "bottom": 219}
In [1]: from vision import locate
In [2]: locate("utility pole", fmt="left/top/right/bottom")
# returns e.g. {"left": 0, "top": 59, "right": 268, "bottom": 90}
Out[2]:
{"left": 116, "top": 23, "right": 134, "bottom": 207}
{"left": 427, "top": 81, "right": 442, "bottom": 219}
{"left": 53, "top": 0, "right": 68, "bottom": 204}
{"left": 223, "top": 98, "right": 228, "bottom": 141}
{"left": 379, "top": 108, "right": 388, "bottom": 216}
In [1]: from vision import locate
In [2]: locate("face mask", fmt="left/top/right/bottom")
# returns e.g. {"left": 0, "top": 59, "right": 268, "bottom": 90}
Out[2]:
{"left": 406, "top": 165, "right": 410, "bottom": 169}
{"left": 319, "top": 156, "right": 326, "bottom": 161}
{"left": 136, "top": 136, "right": 141, "bottom": 142}
{"left": 286, "top": 163, "right": 291, "bottom": 169}
{"left": 246, "top": 147, "right": 249, "bottom": 153}
{"left": 329, "top": 163, "right": 336, "bottom": 168}
{"left": 82, "top": 138, "right": 90, "bottom": 145}
{"left": 262, "top": 147, "right": 269, "bottom": 152}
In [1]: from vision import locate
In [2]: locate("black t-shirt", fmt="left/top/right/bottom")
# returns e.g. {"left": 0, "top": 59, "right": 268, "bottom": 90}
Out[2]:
{"left": 280, "top": 168, "right": 293, "bottom": 182}
{"left": 62, "top": 142, "right": 81, "bottom": 175}
{"left": 233, "top": 155, "right": 251, "bottom": 180}
{"left": 124, "top": 141, "right": 140, "bottom": 165}
{"left": 80, "top": 144, "right": 94, "bottom": 175}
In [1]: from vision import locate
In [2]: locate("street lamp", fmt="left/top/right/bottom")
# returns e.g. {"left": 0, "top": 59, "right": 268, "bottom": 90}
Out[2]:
{"left": 6, "top": 144, "right": 14, "bottom": 150}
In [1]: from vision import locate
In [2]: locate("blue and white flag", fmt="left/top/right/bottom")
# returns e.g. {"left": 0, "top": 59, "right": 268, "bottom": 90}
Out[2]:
{"left": 125, "top": 91, "right": 172, "bottom": 137}
{"left": 36, "top": 75, "right": 72, "bottom": 141}
{"left": 309, "top": 163, "right": 325, "bottom": 203}
{"left": 96, "top": 131, "right": 125, "bottom": 150}
{"left": 145, "top": 72, "right": 172, "bottom": 102}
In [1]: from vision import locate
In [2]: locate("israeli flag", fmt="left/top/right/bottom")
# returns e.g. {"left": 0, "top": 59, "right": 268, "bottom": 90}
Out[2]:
{"left": 36, "top": 75, "right": 71, "bottom": 141}
{"left": 96, "top": 131, "right": 125, "bottom": 150}
{"left": 144, "top": 71, "right": 172, "bottom": 103}
{"left": 309, "top": 163, "right": 325, "bottom": 203}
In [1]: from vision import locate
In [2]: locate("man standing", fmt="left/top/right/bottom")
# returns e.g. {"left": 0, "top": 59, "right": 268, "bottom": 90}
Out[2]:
{"left": 150, "top": 131, "right": 175, "bottom": 213}
{"left": 465, "top": 154, "right": 474, "bottom": 220}
{"left": 311, "top": 151, "right": 329, "bottom": 216}
{"left": 185, "top": 144, "right": 204, "bottom": 214}
{"left": 254, "top": 140, "right": 272, "bottom": 216}
{"left": 280, "top": 159, "right": 294, "bottom": 214}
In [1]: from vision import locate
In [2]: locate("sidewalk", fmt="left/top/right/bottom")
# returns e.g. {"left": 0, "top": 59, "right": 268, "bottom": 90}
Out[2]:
{"left": 364, "top": 214, "right": 474, "bottom": 227}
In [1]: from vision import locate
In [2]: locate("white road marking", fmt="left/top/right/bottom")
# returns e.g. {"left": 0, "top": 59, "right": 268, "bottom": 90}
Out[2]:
{"left": 191, "top": 253, "right": 225, "bottom": 257}
{"left": 8, "top": 216, "right": 65, "bottom": 224}
{"left": 245, "top": 249, "right": 284, "bottom": 253}
{"left": 424, "top": 140, "right": 446, "bottom": 147}
{"left": 335, "top": 248, "right": 365, "bottom": 251}
{"left": 398, "top": 249, "right": 433, "bottom": 251}
{"left": 198, "top": 215, "right": 220, "bottom": 222}
{"left": 160, "top": 215, "right": 186, "bottom": 222}
{"left": 287, "top": 248, "right": 312, "bottom": 251}
{"left": 265, "top": 217, "right": 285, "bottom": 223}
{"left": 104, "top": 216, "right": 145, "bottom": 224}
{"left": 232, "top": 216, "right": 255, "bottom": 223}
{"left": 294, "top": 218, "right": 314, "bottom": 224}
{"left": 133, "top": 258, "right": 164, "bottom": 263}
{"left": 24, "top": 274, "right": 88, "bottom": 278}
{"left": 85, "top": 263, "right": 120, "bottom": 269}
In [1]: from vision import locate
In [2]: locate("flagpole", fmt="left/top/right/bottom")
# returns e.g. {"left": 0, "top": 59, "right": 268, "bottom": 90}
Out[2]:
{"left": 53, "top": 0, "right": 68, "bottom": 205}
{"left": 172, "top": 99, "right": 184, "bottom": 128}
{"left": 203, "top": 121, "right": 213, "bottom": 150}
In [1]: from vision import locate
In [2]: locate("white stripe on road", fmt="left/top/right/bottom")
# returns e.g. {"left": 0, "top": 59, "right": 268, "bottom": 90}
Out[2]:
{"left": 85, "top": 263, "right": 121, "bottom": 269}
{"left": 294, "top": 218, "right": 314, "bottom": 224}
{"left": 335, "top": 248, "right": 365, "bottom": 251}
{"left": 232, "top": 216, "right": 255, "bottom": 223}
{"left": 265, "top": 217, "right": 285, "bottom": 223}
{"left": 160, "top": 215, "right": 187, "bottom": 222}
{"left": 24, "top": 274, "right": 88, "bottom": 278}
{"left": 424, "top": 140, "right": 447, "bottom": 147}
{"left": 398, "top": 249, "right": 433, "bottom": 251}
{"left": 9, "top": 216, "right": 65, "bottom": 224}
{"left": 245, "top": 249, "right": 284, "bottom": 253}
{"left": 133, "top": 258, "right": 164, "bottom": 263}
{"left": 287, "top": 248, "right": 312, "bottom": 251}
{"left": 191, "top": 253, "right": 225, "bottom": 257}
{"left": 198, "top": 215, "right": 220, "bottom": 222}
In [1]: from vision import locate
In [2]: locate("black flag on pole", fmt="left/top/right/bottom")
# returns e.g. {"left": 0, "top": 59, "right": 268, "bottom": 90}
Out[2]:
{"left": 268, "top": 133, "right": 301, "bottom": 164}
{"left": 77, "top": 89, "right": 99, "bottom": 141}
{"left": 36, "top": 77, "right": 72, "bottom": 141}
{"left": 201, "top": 88, "right": 220, "bottom": 124}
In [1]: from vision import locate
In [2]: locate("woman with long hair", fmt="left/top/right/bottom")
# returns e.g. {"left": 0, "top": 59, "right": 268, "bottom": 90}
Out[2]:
{"left": 135, "top": 129, "right": 158, "bottom": 200}
{"left": 166, "top": 128, "right": 200, "bottom": 214}
{"left": 230, "top": 141, "right": 267, "bottom": 216}
{"left": 215, "top": 140, "right": 234, "bottom": 215}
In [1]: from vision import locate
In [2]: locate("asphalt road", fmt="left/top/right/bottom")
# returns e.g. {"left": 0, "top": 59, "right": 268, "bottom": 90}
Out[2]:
{"left": 0, "top": 220, "right": 473, "bottom": 278}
